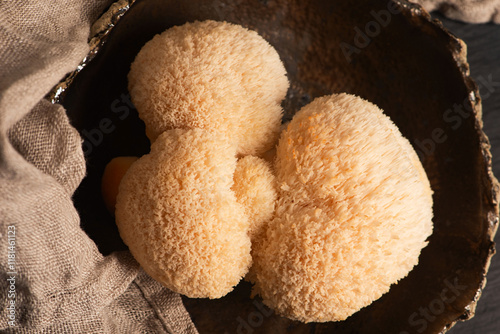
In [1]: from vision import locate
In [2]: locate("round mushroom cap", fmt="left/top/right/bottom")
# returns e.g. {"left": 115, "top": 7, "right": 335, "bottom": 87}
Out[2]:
{"left": 251, "top": 93, "right": 434, "bottom": 322}
{"left": 232, "top": 155, "right": 277, "bottom": 242}
{"left": 128, "top": 20, "right": 289, "bottom": 156}
{"left": 115, "top": 128, "right": 251, "bottom": 298}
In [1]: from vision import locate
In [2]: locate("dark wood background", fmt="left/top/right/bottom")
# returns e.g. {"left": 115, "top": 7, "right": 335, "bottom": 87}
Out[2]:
{"left": 435, "top": 14, "right": 500, "bottom": 334}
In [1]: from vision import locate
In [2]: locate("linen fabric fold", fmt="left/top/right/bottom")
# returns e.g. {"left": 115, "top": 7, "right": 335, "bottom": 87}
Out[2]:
{"left": 0, "top": 1, "right": 197, "bottom": 333}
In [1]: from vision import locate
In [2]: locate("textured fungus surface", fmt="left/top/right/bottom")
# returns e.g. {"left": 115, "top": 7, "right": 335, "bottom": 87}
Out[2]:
{"left": 115, "top": 129, "right": 251, "bottom": 298}
{"left": 128, "top": 20, "right": 288, "bottom": 156}
{"left": 251, "top": 94, "right": 433, "bottom": 322}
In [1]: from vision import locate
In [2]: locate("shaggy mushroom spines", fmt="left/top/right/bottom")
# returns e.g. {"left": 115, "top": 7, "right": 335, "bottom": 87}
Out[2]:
{"left": 116, "top": 129, "right": 252, "bottom": 299}
{"left": 117, "top": 18, "right": 433, "bottom": 323}
{"left": 232, "top": 155, "right": 277, "bottom": 241}
{"left": 128, "top": 20, "right": 289, "bottom": 156}
{"left": 251, "top": 94, "right": 433, "bottom": 322}
{"left": 117, "top": 20, "right": 291, "bottom": 299}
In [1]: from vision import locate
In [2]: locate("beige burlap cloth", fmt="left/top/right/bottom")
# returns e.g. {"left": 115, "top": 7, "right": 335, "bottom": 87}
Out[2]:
{"left": 415, "top": 0, "right": 500, "bottom": 23}
{"left": 0, "top": 0, "right": 497, "bottom": 333}
{"left": 0, "top": 0, "right": 197, "bottom": 333}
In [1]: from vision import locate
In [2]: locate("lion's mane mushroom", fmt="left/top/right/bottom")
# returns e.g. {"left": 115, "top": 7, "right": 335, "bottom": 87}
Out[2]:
{"left": 128, "top": 20, "right": 289, "bottom": 156}
{"left": 232, "top": 155, "right": 277, "bottom": 242}
{"left": 114, "top": 20, "right": 290, "bottom": 299}
{"left": 115, "top": 128, "right": 252, "bottom": 298}
{"left": 251, "top": 93, "right": 434, "bottom": 322}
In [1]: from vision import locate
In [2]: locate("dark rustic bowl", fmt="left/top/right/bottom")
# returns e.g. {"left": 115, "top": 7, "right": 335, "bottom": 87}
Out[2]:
{"left": 48, "top": 0, "right": 499, "bottom": 333}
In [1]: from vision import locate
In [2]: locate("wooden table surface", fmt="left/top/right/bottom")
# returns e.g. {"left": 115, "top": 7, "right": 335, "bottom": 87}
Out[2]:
{"left": 434, "top": 14, "right": 500, "bottom": 334}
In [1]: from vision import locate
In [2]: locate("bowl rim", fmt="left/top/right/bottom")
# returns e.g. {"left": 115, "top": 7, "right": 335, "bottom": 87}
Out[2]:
{"left": 46, "top": 0, "right": 500, "bottom": 332}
